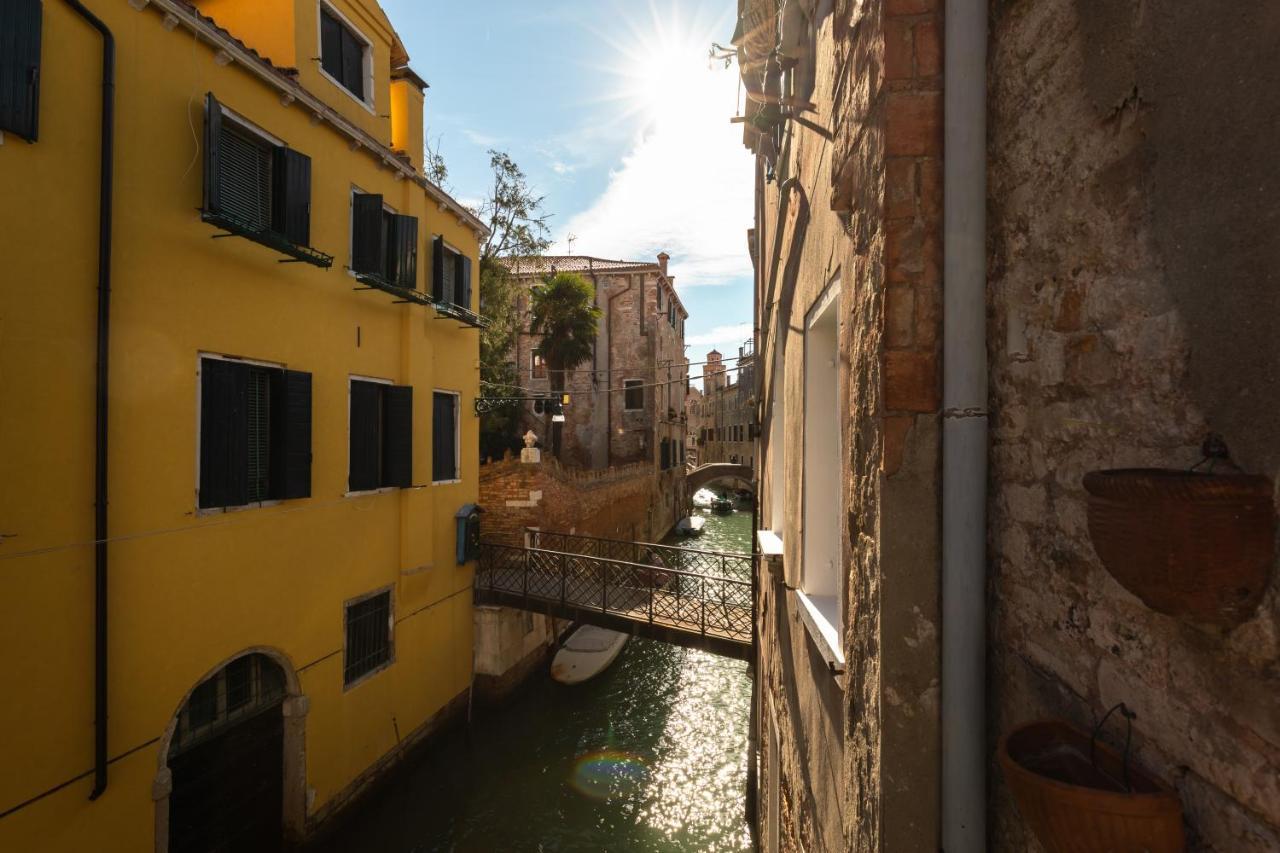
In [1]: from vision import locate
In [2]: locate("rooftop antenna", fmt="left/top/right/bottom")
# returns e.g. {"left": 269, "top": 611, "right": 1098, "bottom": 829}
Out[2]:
{"left": 567, "top": 233, "right": 578, "bottom": 254}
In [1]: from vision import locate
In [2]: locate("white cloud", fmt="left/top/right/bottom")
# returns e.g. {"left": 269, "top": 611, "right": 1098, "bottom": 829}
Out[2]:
{"left": 686, "top": 322, "right": 753, "bottom": 348}
{"left": 462, "top": 127, "right": 501, "bottom": 147}
{"left": 550, "top": 160, "right": 579, "bottom": 175}
{"left": 552, "top": 63, "right": 754, "bottom": 288}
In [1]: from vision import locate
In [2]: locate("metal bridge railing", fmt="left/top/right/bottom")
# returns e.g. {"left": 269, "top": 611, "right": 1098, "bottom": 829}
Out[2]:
{"left": 525, "top": 530, "right": 754, "bottom": 584}
{"left": 477, "top": 541, "right": 753, "bottom": 644}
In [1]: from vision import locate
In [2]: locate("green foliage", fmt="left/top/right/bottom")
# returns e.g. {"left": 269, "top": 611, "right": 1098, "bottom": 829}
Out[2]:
{"left": 528, "top": 272, "right": 602, "bottom": 391}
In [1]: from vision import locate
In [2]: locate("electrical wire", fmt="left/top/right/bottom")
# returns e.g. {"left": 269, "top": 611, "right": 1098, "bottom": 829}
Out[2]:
{"left": 480, "top": 363, "right": 748, "bottom": 398}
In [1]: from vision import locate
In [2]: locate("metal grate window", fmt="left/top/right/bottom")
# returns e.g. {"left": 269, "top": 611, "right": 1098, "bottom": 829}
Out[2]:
{"left": 218, "top": 122, "right": 273, "bottom": 230}
{"left": 171, "top": 654, "right": 286, "bottom": 756}
{"left": 344, "top": 591, "right": 392, "bottom": 686}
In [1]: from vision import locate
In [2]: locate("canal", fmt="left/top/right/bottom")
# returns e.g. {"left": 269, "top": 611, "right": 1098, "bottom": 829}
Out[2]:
{"left": 311, "top": 504, "right": 755, "bottom": 852}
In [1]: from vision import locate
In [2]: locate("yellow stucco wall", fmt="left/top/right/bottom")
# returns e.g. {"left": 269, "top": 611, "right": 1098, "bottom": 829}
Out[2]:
{"left": 0, "top": 1, "right": 480, "bottom": 849}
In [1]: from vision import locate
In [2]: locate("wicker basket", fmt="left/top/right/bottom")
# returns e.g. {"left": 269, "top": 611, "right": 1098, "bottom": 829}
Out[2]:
{"left": 999, "top": 720, "right": 1184, "bottom": 853}
{"left": 1083, "top": 469, "right": 1275, "bottom": 627}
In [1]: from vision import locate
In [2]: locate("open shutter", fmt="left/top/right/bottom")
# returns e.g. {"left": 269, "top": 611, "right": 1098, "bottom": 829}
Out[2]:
{"left": 457, "top": 254, "right": 472, "bottom": 309}
{"left": 432, "top": 393, "right": 456, "bottom": 482}
{"left": 348, "top": 381, "right": 381, "bottom": 491}
{"left": 202, "top": 93, "right": 223, "bottom": 214}
{"left": 272, "top": 148, "right": 312, "bottom": 246}
{"left": 431, "top": 236, "right": 445, "bottom": 301}
{"left": 199, "top": 359, "right": 249, "bottom": 508}
{"left": 270, "top": 370, "right": 312, "bottom": 500}
{"left": 382, "top": 385, "right": 413, "bottom": 488}
{"left": 320, "top": 11, "right": 343, "bottom": 82}
{"left": 351, "top": 193, "right": 385, "bottom": 276}
{"left": 390, "top": 215, "right": 419, "bottom": 289}
{"left": 0, "top": 0, "right": 42, "bottom": 141}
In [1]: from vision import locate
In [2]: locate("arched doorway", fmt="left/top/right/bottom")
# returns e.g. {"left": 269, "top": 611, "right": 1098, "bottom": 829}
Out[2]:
{"left": 164, "top": 652, "right": 288, "bottom": 853}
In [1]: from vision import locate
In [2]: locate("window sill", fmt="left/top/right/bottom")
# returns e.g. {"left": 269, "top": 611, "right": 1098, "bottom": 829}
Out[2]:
{"left": 341, "top": 658, "right": 393, "bottom": 692}
{"left": 344, "top": 486, "right": 397, "bottom": 498}
{"left": 793, "top": 589, "right": 845, "bottom": 673}
{"left": 197, "top": 499, "right": 282, "bottom": 517}
{"left": 317, "top": 66, "right": 376, "bottom": 115}
{"left": 431, "top": 478, "right": 462, "bottom": 486}
{"left": 757, "top": 530, "right": 784, "bottom": 557}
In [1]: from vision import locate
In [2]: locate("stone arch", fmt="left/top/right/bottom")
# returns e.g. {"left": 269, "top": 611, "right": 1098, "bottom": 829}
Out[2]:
{"left": 687, "top": 463, "right": 756, "bottom": 494}
{"left": 153, "top": 646, "right": 309, "bottom": 853}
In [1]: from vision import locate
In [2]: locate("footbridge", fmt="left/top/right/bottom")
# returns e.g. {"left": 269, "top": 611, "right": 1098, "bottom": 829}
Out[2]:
{"left": 475, "top": 531, "right": 755, "bottom": 660}
{"left": 686, "top": 462, "right": 755, "bottom": 493}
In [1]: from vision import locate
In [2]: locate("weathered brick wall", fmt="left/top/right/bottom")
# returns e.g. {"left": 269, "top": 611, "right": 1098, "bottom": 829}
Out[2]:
{"left": 987, "top": 2, "right": 1280, "bottom": 849}
{"left": 479, "top": 456, "right": 680, "bottom": 546}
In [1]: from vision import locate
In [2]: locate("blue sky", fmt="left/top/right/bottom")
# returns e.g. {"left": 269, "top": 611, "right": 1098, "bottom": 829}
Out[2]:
{"left": 381, "top": 0, "right": 756, "bottom": 377}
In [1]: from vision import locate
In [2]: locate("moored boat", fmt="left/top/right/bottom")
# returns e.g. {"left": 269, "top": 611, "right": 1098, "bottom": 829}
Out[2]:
{"left": 675, "top": 515, "right": 706, "bottom": 536}
{"left": 711, "top": 497, "right": 734, "bottom": 514}
{"left": 551, "top": 626, "right": 630, "bottom": 684}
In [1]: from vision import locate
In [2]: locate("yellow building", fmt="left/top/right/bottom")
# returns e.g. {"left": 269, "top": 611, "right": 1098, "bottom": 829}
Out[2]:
{"left": 0, "top": 0, "right": 486, "bottom": 849}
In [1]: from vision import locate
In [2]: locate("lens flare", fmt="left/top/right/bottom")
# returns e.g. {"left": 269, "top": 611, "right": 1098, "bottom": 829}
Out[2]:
{"left": 570, "top": 750, "right": 649, "bottom": 801}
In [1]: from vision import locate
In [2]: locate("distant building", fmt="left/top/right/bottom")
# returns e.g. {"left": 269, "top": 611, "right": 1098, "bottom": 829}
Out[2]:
{"left": 698, "top": 342, "right": 756, "bottom": 468}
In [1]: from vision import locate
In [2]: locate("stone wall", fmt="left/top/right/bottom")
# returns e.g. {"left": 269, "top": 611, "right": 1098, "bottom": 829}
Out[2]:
{"left": 987, "top": 1, "right": 1280, "bottom": 849}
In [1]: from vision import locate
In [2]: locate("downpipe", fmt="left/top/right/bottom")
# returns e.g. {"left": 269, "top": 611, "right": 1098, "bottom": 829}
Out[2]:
{"left": 941, "top": 0, "right": 988, "bottom": 849}
{"left": 59, "top": 0, "right": 116, "bottom": 801}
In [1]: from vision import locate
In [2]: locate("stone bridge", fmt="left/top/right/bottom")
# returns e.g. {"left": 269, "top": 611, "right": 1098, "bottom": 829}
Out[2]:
{"left": 686, "top": 462, "right": 755, "bottom": 494}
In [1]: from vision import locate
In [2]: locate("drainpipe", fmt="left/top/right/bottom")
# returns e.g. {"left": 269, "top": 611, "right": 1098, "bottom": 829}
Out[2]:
{"left": 605, "top": 276, "right": 633, "bottom": 468}
{"left": 59, "top": 0, "right": 115, "bottom": 801}
{"left": 941, "top": 0, "right": 988, "bottom": 849}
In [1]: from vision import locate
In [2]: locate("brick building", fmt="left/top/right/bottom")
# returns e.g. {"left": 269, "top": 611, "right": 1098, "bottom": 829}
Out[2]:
{"left": 695, "top": 343, "right": 757, "bottom": 468}
{"left": 738, "top": 0, "right": 1280, "bottom": 851}
{"left": 504, "top": 254, "right": 689, "bottom": 477}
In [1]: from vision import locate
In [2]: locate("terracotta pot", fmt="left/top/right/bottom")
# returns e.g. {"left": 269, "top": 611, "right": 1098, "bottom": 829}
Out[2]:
{"left": 1083, "top": 469, "right": 1275, "bottom": 627}
{"left": 999, "top": 720, "right": 1184, "bottom": 853}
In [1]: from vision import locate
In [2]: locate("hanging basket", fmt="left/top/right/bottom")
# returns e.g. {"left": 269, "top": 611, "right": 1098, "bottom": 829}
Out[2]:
{"left": 999, "top": 717, "right": 1184, "bottom": 853}
{"left": 1083, "top": 468, "right": 1275, "bottom": 627}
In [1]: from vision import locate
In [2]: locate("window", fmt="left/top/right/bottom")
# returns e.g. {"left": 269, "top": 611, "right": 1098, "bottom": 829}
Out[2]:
{"left": 530, "top": 352, "right": 547, "bottom": 380}
{"left": 0, "top": 0, "right": 41, "bottom": 142}
{"left": 344, "top": 590, "right": 392, "bottom": 686}
{"left": 348, "top": 379, "right": 413, "bottom": 492}
{"left": 351, "top": 191, "right": 418, "bottom": 289}
{"left": 623, "top": 379, "right": 644, "bottom": 411}
{"left": 432, "top": 391, "right": 459, "bottom": 483}
{"left": 801, "top": 277, "right": 842, "bottom": 658}
{"left": 320, "top": 6, "right": 368, "bottom": 102}
{"left": 173, "top": 654, "right": 285, "bottom": 754}
{"left": 199, "top": 357, "right": 312, "bottom": 509}
{"left": 431, "top": 237, "right": 473, "bottom": 310}
{"left": 202, "top": 95, "right": 326, "bottom": 265}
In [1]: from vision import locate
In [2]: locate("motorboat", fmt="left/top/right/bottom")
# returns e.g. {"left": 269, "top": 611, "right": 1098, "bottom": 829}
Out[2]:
{"left": 711, "top": 496, "right": 735, "bottom": 514}
{"left": 550, "top": 625, "right": 629, "bottom": 685}
{"left": 675, "top": 515, "right": 706, "bottom": 536}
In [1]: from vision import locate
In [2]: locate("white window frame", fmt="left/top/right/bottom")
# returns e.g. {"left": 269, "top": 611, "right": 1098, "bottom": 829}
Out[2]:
{"left": 798, "top": 275, "right": 844, "bottom": 668}
{"left": 195, "top": 352, "right": 287, "bottom": 516}
{"left": 316, "top": 1, "right": 376, "bottom": 113}
{"left": 341, "top": 584, "right": 396, "bottom": 691}
{"left": 431, "top": 389, "right": 462, "bottom": 486}
{"left": 623, "top": 379, "right": 645, "bottom": 412}
{"left": 345, "top": 374, "right": 396, "bottom": 497}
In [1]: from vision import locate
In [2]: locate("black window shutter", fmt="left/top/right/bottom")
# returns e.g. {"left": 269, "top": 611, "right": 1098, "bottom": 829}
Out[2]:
{"left": 457, "top": 254, "right": 472, "bottom": 309}
{"left": 320, "top": 11, "right": 343, "bottom": 82}
{"left": 349, "top": 380, "right": 381, "bottom": 491}
{"left": 269, "top": 369, "right": 312, "bottom": 500}
{"left": 432, "top": 393, "right": 456, "bottom": 482}
{"left": 382, "top": 385, "right": 413, "bottom": 488}
{"left": 272, "top": 148, "right": 312, "bottom": 246}
{"left": 202, "top": 93, "right": 223, "bottom": 214}
{"left": 391, "top": 215, "right": 419, "bottom": 289}
{"left": 199, "top": 359, "right": 250, "bottom": 508}
{"left": 341, "top": 26, "right": 363, "bottom": 97}
{"left": 351, "top": 193, "right": 385, "bottom": 276}
{"left": 0, "top": 0, "right": 41, "bottom": 141}
{"left": 431, "top": 236, "right": 445, "bottom": 301}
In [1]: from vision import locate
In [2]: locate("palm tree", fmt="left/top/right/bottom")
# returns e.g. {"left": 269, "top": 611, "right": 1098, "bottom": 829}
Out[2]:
{"left": 529, "top": 272, "right": 601, "bottom": 459}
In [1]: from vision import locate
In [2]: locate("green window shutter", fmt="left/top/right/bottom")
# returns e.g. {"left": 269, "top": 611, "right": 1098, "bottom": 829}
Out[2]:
{"left": 457, "top": 254, "right": 472, "bottom": 309}
{"left": 218, "top": 122, "right": 272, "bottom": 229}
{"left": 382, "top": 385, "right": 413, "bottom": 488}
{"left": 202, "top": 93, "right": 223, "bottom": 214}
{"left": 0, "top": 0, "right": 42, "bottom": 141}
{"left": 270, "top": 369, "right": 312, "bottom": 500}
{"left": 199, "top": 358, "right": 250, "bottom": 508}
{"left": 272, "top": 147, "right": 312, "bottom": 246}
{"left": 431, "top": 236, "right": 445, "bottom": 301}
{"left": 348, "top": 380, "right": 381, "bottom": 491}
{"left": 351, "top": 193, "right": 385, "bottom": 276}
{"left": 432, "top": 392, "right": 457, "bottom": 482}
{"left": 390, "top": 214, "right": 419, "bottom": 289}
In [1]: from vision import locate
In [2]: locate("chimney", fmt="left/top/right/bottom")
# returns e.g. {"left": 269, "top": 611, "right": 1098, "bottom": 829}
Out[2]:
{"left": 657, "top": 251, "right": 669, "bottom": 276}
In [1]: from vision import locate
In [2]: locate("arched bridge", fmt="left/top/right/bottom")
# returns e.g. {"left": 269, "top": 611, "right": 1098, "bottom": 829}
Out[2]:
{"left": 475, "top": 531, "right": 755, "bottom": 659}
{"left": 686, "top": 462, "right": 755, "bottom": 493}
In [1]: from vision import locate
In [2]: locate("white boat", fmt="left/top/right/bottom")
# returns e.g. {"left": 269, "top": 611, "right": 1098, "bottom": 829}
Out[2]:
{"left": 550, "top": 625, "right": 629, "bottom": 685}
{"left": 675, "top": 515, "right": 706, "bottom": 536}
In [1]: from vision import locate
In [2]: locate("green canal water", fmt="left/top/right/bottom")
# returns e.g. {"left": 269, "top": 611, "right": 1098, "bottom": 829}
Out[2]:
{"left": 312, "top": 506, "right": 754, "bottom": 853}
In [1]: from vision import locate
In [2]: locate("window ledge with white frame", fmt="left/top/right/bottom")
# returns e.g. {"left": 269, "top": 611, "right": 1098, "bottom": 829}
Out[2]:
{"left": 794, "top": 589, "right": 845, "bottom": 673}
